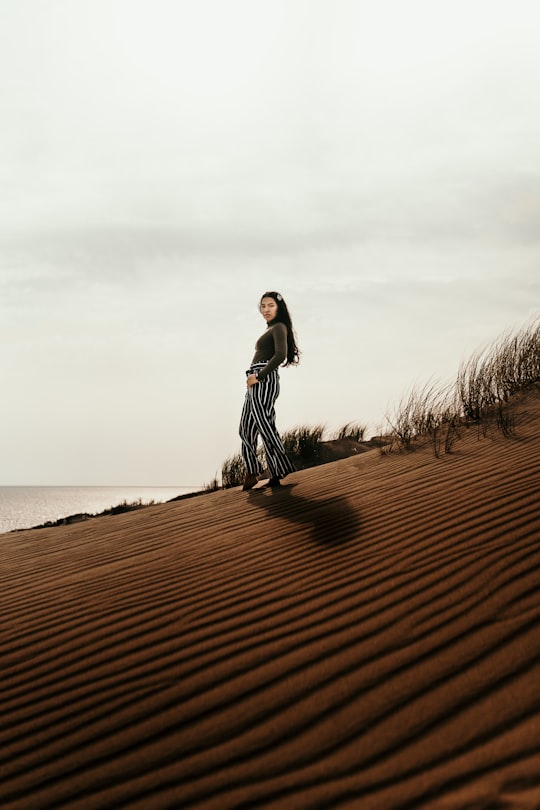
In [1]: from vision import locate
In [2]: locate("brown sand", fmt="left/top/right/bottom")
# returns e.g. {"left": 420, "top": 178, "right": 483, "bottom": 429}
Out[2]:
{"left": 1, "top": 396, "right": 539, "bottom": 809}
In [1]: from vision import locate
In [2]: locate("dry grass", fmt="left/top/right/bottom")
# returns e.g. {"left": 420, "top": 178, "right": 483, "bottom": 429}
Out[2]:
{"left": 282, "top": 423, "right": 326, "bottom": 467}
{"left": 386, "top": 317, "right": 539, "bottom": 455}
{"left": 221, "top": 453, "right": 246, "bottom": 489}
{"left": 331, "top": 421, "right": 367, "bottom": 441}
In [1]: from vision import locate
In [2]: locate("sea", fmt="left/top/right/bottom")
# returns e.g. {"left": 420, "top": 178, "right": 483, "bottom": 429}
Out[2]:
{"left": 0, "top": 486, "right": 198, "bottom": 534}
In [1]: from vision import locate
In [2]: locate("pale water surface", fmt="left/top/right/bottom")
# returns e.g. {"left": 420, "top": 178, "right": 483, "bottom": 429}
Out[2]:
{"left": 0, "top": 486, "right": 196, "bottom": 534}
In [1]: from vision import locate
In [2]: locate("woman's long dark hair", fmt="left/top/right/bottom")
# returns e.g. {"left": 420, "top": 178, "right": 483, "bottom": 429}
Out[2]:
{"left": 259, "top": 291, "right": 300, "bottom": 367}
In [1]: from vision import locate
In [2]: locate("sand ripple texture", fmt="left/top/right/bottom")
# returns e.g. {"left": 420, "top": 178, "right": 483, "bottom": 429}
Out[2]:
{"left": 1, "top": 396, "right": 539, "bottom": 809}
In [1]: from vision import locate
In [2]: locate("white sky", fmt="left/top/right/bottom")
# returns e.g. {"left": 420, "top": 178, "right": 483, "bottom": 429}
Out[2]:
{"left": 1, "top": 0, "right": 539, "bottom": 486}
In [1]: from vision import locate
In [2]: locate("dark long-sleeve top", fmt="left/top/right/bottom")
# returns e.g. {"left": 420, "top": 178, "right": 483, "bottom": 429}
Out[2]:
{"left": 251, "top": 321, "right": 288, "bottom": 380}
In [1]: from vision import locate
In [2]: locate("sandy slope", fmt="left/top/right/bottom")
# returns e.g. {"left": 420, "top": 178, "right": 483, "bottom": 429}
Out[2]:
{"left": 1, "top": 396, "right": 539, "bottom": 810}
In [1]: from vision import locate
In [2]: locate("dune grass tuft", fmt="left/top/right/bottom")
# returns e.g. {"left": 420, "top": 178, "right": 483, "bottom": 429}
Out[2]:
{"left": 332, "top": 422, "right": 367, "bottom": 442}
{"left": 221, "top": 453, "right": 246, "bottom": 489}
{"left": 282, "top": 424, "right": 326, "bottom": 468}
{"left": 385, "top": 317, "right": 539, "bottom": 454}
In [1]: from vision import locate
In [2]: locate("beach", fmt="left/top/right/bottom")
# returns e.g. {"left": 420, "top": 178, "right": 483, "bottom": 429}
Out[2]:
{"left": 1, "top": 393, "right": 539, "bottom": 809}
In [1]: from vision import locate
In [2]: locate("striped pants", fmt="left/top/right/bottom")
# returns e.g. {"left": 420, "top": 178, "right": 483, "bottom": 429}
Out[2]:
{"left": 239, "top": 362, "right": 296, "bottom": 479}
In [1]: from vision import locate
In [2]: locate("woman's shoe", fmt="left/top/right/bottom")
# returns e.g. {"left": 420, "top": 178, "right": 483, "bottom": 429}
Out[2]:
{"left": 242, "top": 473, "right": 259, "bottom": 491}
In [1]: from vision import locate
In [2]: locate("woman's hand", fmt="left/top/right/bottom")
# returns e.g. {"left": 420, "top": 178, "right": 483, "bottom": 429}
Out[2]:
{"left": 246, "top": 374, "right": 259, "bottom": 388}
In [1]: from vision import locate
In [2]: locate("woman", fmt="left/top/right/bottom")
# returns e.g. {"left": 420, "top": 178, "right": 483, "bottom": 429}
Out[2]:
{"left": 239, "top": 291, "right": 300, "bottom": 490}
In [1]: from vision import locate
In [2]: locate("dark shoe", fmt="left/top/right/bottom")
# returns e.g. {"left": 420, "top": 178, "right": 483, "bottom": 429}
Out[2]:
{"left": 242, "top": 473, "right": 259, "bottom": 491}
{"left": 267, "top": 477, "right": 282, "bottom": 488}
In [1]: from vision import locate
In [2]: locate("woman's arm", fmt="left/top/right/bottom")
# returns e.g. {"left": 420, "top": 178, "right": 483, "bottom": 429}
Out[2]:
{"left": 247, "top": 323, "right": 288, "bottom": 387}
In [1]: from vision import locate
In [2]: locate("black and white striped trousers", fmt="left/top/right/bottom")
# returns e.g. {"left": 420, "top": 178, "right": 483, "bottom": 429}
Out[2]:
{"left": 239, "top": 362, "right": 296, "bottom": 480}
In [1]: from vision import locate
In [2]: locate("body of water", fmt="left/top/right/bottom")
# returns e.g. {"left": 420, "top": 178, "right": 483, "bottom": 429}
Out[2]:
{"left": 0, "top": 486, "right": 198, "bottom": 534}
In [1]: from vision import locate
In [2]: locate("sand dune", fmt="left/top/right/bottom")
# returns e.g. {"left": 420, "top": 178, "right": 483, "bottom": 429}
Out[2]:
{"left": 1, "top": 395, "right": 539, "bottom": 809}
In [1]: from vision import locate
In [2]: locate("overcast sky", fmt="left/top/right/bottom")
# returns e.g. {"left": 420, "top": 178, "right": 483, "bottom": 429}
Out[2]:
{"left": 1, "top": 0, "right": 539, "bottom": 487}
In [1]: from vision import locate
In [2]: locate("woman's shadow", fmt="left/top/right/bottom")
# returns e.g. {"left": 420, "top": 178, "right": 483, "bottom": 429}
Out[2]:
{"left": 247, "top": 482, "right": 361, "bottom": 546}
